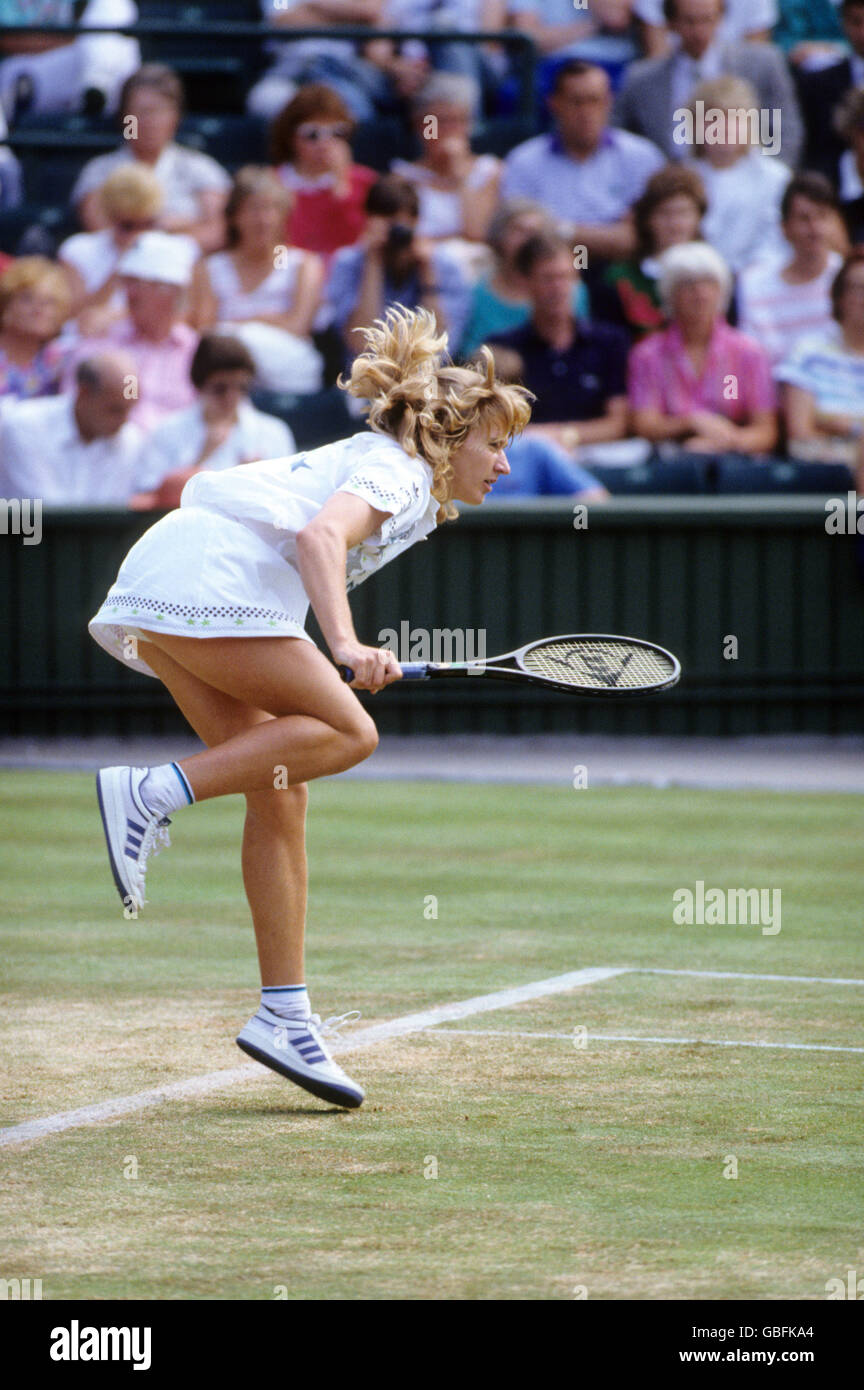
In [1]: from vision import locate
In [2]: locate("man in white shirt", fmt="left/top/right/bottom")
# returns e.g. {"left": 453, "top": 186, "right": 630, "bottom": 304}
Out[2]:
{"left": 0, "top": 350, "right": 143, "bottom": 505}
{"left": 501, "top": 59, "right": 665, "bottom": 261}
{"left": 131, "top": 333, "right": 296, "bottom": 509}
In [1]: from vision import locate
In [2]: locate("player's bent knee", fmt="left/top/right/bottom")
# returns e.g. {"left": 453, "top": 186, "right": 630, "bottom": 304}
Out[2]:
{"left": 342, "top": 715, "right": 379, "bottom": 765}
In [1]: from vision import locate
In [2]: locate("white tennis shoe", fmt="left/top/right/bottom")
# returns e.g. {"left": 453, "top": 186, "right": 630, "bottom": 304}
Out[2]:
{"left": 236, "top": 1004, "right": 365, "bottom": 1109}
{"left": 96, "top": 765, "right": 171, "bottom": 917}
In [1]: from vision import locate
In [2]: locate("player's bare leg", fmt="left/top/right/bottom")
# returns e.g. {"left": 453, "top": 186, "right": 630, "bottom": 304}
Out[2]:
{"left": 141, "top": 631, "right": 379, "bottom": 798}
{"left": 96, "top": 634, "right": 365, "bottom": 1106}
{"left": 135, "top": 638, "right": 310, "bottom": 985}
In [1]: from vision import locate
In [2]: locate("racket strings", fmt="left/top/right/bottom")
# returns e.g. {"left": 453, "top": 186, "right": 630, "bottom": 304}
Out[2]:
{"left": 522, "top": 640, "right": 675, "bottom": 690}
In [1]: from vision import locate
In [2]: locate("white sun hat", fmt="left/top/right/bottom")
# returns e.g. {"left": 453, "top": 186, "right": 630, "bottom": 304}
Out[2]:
{"left": 118, "top": 230, "right": 199, "bottom": 286}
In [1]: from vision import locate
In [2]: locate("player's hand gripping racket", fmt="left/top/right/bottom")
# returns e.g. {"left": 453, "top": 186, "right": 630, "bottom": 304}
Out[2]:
{"left": 338, "top": 633, "right": 681, "bottom": 697}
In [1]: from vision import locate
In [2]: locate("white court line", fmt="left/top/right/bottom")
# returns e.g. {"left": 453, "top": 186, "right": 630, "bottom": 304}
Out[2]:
{"left": 0, "top": 966, "right": 626, "bottom": 1149}
{"left": 427, "top": 1028, "right": 864, "bottom": 1056}
{"left": 4, "top": 963, "right": 860, "bottom": 1148}
{"left": 638, "top": 968, "right": 864, "bottom": 987}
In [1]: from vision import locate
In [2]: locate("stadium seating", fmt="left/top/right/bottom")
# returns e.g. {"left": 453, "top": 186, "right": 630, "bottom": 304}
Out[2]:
{"left": 6, "top": 114, "right": 116, "bottom": 208}
{"left": 350, "top": 118, "right": 416, "bottom": 174}
{"left": 176, "top": 113, "right": 269, "bottom": 169}
{"left": 136, "top": 1, "right": 265, "bottom": 112}
{"left": 136, "top": 1, "right": 260, "bottom": 15}
{"left": 4, "top": 111, "right": 270, "bottom": 223}
{"left": 1, "top": 7, "right": 857, "bottom": 507}
{"left": 0, "top": 203, "right": 78, "bottom": 257}
{"left": 589, "top": 455, "right": 711, "bottom": 495}
{"left": 714, "top": 456, "right": 855, "bottom": 494}
{"left": 591, "top": 454, "right": 857, "bottom": 497}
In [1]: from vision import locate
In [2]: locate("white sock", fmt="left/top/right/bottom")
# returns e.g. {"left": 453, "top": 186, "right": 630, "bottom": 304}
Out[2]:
{"left": 261, "top": 984, "right": 310, "bottom": 1019}
{"left": 140, "top": 762, "right": 195, "bottom": 818}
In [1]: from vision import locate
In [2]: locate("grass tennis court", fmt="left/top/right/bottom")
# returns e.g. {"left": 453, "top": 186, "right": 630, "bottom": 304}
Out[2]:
{"left": 1, "top": 772, "right": 862, "bottom": 1300}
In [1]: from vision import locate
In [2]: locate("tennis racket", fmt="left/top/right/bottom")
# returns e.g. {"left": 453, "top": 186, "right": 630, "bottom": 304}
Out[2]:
{"left": 338, "top": 634, "right": 681, "bottom": 698}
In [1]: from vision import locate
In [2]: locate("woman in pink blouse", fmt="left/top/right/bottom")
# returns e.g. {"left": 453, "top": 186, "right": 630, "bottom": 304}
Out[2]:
{"left": 628, "top": 242, "right": 778, "bottom": 455}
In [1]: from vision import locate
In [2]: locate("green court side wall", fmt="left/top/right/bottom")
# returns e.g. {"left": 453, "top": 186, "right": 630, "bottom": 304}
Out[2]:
{"left": 2, "top": 497, "right": 862, "bottom": 736}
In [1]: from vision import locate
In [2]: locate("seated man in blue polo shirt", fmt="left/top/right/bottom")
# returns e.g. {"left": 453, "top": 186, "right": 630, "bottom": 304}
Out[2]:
{"left": 486, "top": 230, "right": 631, "bottom": 463}
{"left": 500, "top": 59, "right": 665, "bottom": 263}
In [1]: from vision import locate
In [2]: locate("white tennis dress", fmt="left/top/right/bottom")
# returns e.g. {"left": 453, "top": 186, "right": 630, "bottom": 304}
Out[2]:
{"left": 89, "top": 430, "right": 439, "bottom": 679}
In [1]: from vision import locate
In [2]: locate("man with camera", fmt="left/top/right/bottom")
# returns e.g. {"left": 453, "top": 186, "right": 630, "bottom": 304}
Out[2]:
{"left": 325, "top": 173, "right": 472, "bottom": 362}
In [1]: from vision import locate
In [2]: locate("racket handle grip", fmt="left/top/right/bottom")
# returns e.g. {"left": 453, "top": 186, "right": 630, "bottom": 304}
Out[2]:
{"left": 337, "top": 663, "right": 431, "bottom": 682}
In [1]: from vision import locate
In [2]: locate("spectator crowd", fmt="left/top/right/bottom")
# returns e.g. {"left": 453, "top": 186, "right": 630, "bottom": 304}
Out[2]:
{"left": 3, "top": 0, "right": 864, "bottom": 504}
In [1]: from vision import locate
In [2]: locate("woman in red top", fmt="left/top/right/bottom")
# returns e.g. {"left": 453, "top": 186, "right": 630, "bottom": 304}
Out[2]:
{"left": 270, "top": 85, "right": 377, "bottom": 262}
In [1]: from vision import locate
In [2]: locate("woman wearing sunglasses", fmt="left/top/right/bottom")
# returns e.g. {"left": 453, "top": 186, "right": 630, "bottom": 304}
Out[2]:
{"left": 59, "top": 163, "right": 168, "bottom": 337}
{"left": 270, "top": 85, "right": 378, "bottom": 261}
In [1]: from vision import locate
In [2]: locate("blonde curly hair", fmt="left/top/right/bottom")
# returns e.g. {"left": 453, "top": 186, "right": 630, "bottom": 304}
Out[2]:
{"left": 340, "top": 304, "right": 534, "bottom": 522}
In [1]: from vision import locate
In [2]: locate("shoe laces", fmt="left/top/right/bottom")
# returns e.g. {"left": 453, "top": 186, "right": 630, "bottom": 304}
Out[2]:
{"left": 312, "top": 1009, "right": 362, "bottom": 1038}
{"left": 139, "top": 814, "right": 172, "bottom": 871}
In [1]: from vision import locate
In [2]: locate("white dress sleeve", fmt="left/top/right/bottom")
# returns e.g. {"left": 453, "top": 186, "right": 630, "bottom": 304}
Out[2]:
{"left": 336, "top": 452, "right": 429, "bottom": 543}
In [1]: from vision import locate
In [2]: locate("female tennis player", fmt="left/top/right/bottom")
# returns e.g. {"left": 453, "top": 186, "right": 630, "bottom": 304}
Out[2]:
{"left": 89, "top": 304, "right": 532, "bottom": 1109}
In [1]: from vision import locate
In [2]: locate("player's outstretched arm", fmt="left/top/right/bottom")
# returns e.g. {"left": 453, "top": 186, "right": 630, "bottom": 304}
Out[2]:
{"left": 295, "top": 492, "right": 403, "bottom": 693}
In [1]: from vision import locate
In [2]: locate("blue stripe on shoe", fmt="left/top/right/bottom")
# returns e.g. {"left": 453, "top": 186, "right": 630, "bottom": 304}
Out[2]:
{"left": 170, "top": 762, "right": 195, "bottom": 805}
{"left": 235, "top": 1036, "right": 362, "bottom": 1107}
{"left": 127, "top": 819, "right": 145, "bottom": 836}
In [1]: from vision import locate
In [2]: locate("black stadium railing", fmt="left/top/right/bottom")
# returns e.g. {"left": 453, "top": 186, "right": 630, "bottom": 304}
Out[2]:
{"left": 0, "top": 19, "right": 539, "bottom": 122}
{"left": 0, "top": 17, "right": 539, "bottom": 230}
